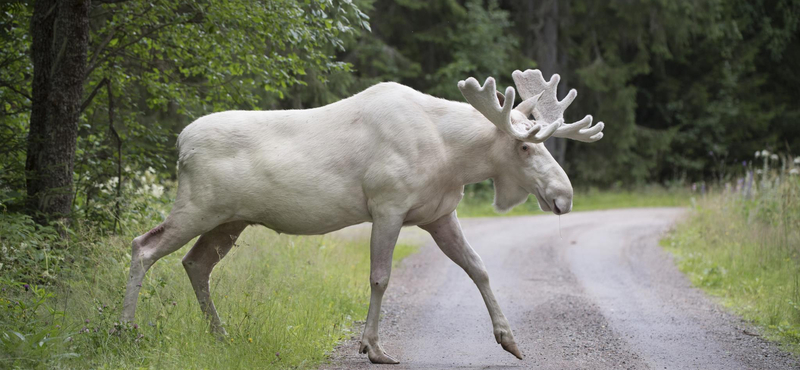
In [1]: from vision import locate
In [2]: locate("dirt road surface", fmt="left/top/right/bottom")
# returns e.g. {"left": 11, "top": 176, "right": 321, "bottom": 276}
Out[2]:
{"left": 323, "top": 208, "right": 798, "bottom": 369}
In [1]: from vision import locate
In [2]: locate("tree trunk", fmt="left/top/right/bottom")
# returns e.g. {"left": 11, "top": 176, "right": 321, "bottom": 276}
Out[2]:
{"left": 26, "top": 0, "right": 56, "bottom": 216}
{"left": 531, "top": 0, "right": 568, "bottom": 166}
{"left": 26, "top": 0, "right": 90, "bottom": 223}
{"left": 534, "top": 0, "right": 559, "bottom": 77}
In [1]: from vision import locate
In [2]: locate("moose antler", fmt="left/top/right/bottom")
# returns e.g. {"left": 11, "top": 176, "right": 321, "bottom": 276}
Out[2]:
{"left": 458, "top": 77, "right": 562, "bottom": 143}
{"left": 511, "top": 69, "right": 604, "bottom": 142}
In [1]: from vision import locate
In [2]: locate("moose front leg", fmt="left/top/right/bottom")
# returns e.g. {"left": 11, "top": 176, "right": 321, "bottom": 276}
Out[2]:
{"left": 420, "top": 212, "right": 523, "bottom": 359}
{"left": 360, "top": 213, "right": 404, "bottom": 364}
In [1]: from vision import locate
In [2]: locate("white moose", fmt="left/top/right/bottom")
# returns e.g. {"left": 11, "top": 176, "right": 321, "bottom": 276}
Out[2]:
{"left": 121, "top": 69, "right": 604, "bottom": 364}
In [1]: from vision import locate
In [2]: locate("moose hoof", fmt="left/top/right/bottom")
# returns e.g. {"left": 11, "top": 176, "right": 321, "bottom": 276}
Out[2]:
{"left": 495, "top": 330, "right": 523, "bottom": 360}
{"left": 359, "top": 341, "right": 400, "bottom": 364}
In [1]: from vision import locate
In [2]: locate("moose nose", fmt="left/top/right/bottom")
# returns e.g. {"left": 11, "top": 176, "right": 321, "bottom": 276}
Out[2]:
{"left": 552, "top": 197, "right": 572, "bottom": 215}
{"left": 553, "top": 200, "right": 561, "bottom": 215}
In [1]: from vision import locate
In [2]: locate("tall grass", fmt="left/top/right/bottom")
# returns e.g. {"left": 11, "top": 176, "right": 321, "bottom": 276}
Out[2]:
{"left": 663, "top": 155, "right": 800, "bottom": 352}
{"left": 1, "top": 182, "right": 417, "bottom": 369}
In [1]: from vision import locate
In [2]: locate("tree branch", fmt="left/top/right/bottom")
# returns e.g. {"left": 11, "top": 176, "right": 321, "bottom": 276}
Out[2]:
{"left": 84, "top": 18, "right": 188, "bottom": 79}
{"left": 87, "top": 28, "right": 118, "bottom": 71}
{"left": 0, "top": 80, "right": 32, "bottom": 100}
{"left": 106, "top": 78, "right": 123, "bottom": 233}
{"left": 1, "top": 107, "right": 32, "bottom": 115}
{"left": 88, "top": 5, "right": 154, "bottom": 67}
{"left": 80, "top": 77, "right": 109, "bottom": 113}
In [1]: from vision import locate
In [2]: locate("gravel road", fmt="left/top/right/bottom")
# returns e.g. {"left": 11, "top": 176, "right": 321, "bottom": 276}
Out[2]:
{"left": 323, "top": 208, "right": 798, "bottom": 369}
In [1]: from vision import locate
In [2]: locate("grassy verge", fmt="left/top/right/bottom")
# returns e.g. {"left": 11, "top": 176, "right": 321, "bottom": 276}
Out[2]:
{"left": 1, "top": 221, "right": 416, "bottom": 369}
{"left": 456, "top": 186, "right": 690, "bottom": 217}
{"left": 662, "top": 178, "right": 800, "bottom": 353}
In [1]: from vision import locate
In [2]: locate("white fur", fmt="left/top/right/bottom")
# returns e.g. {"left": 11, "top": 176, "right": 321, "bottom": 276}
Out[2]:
{"left": 174, "top": 81, "right": 572, "bottom": 228}
{"left": 121, "top": 70, "right": 603, "bottom": 364}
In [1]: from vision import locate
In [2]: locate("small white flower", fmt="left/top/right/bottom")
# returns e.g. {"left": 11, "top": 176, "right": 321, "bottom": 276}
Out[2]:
{"left": 756, "top": 169, "right": 763, "bottom": 174}
{"left": 790, "top": 168, "right": 799, "bottom": 175}
{"left": 794, "top": 157, "right": 800, "bottom": 165}
{"left": 770, "top": 154, "right": 779, "bottom": 161}
{"left": 755, "top": 151, "right": 761, "bottom": 158}
{"left": 761, "top": 149, "right": 770, "bottom": 157}
{"left": 151, "top": 185, "right": 164, "bottom": 197}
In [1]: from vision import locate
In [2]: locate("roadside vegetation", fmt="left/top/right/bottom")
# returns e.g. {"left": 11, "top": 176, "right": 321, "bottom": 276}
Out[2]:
{"left": 663, "top": 153, "right": 800, "bottom": 353}
{"left": 457, "top": 182, "right": 689, "bottom": 217}
{"left": 0, "top": 182, "right": 416, "bottom": 369}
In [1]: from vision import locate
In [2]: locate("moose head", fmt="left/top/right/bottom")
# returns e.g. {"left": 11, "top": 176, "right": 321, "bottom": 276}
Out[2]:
{"left": 459, "top": 70, "right": 604, "bottom": 215}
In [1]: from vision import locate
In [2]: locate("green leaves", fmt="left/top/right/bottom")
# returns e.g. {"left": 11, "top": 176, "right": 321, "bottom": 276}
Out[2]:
{"left": 563, "top": 0, "right": 800, "bottom": 185}
{"left": 85, "top": 0, "right": 365, "bottom": 114}
{"left": 0, "top": 214, "right": 62, "bottom": 282}
{"left": 0, "top": 0, "right": 368, "bottom": 228}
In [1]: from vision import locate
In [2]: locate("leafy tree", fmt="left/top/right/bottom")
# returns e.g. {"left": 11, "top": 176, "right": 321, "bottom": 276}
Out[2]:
{"left": 562, "top": 0, "right": 799, "bottom": 185}
{"left": 1, "top": 0, "right": 367, "bottom": 226}
{"left": 355, "top": 0, "right": 521, "bottom": 99}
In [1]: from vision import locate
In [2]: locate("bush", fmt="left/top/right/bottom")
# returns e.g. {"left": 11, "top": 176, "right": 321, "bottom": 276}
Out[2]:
{"left": 0, "top": 213, "right": 64, "bottom": 283}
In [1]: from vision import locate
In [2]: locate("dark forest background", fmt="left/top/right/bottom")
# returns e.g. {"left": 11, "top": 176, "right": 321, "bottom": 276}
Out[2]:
{"left": 1, "top": 0, "right": 798, "bottom": 226}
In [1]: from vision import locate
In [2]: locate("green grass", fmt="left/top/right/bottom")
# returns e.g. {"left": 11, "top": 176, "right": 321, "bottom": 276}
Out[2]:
{"left": 456, "top": 186, "right": 690, "bottom": 217}
{"left": 1, "top": 225, "right": 417, "bottom": 369}
{"left": 662, "top": 179, "right": 800, "bottom": 353}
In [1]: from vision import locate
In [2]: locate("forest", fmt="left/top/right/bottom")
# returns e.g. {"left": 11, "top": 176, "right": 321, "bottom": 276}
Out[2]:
{"left": 1, "top": 0, "right": 799, "bottom": 227}
{"left": 1, "top": 0, "right": 799, "bottom": 368}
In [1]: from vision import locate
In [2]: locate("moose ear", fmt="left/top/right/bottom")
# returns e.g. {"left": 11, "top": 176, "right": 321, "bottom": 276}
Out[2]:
{"left": 495, "top": 91, "right": 505, "bottom": 106}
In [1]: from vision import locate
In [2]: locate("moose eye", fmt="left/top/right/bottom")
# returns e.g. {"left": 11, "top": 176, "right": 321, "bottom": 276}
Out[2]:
{"left": 521, "top": 145, "right": 528, "bottom": 151}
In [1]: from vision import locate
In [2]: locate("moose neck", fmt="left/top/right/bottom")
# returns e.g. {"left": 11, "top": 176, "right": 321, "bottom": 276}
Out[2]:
{"left": 428, "top": 100, "right": 510, "bottom": 187}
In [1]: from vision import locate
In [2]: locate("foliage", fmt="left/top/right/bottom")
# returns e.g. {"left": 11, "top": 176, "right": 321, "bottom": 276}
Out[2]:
{"left": 562, "top": 0, "right": 799, "bottom": 185}
{"left": 0, "top": 3, "right": 31, "bottom": 205}
{"left": 0, "top": 0, "right": 368, "bottom": 225}
{"left": 0, "top": 213, "right": 62, "bottom": 283}
{"left": 663, "top": 153, "right": 800, "bottom": 353}
{"left": 0, "top": 279, "right": 75, "bottom": 368}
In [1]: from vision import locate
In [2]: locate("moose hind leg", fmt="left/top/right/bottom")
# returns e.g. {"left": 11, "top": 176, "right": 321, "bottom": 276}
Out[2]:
{"left": 121, "top": 206, "right": 224, "bottom": 323}
{"left": 182, "top": 221, "right": 248, "bottom": 335}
